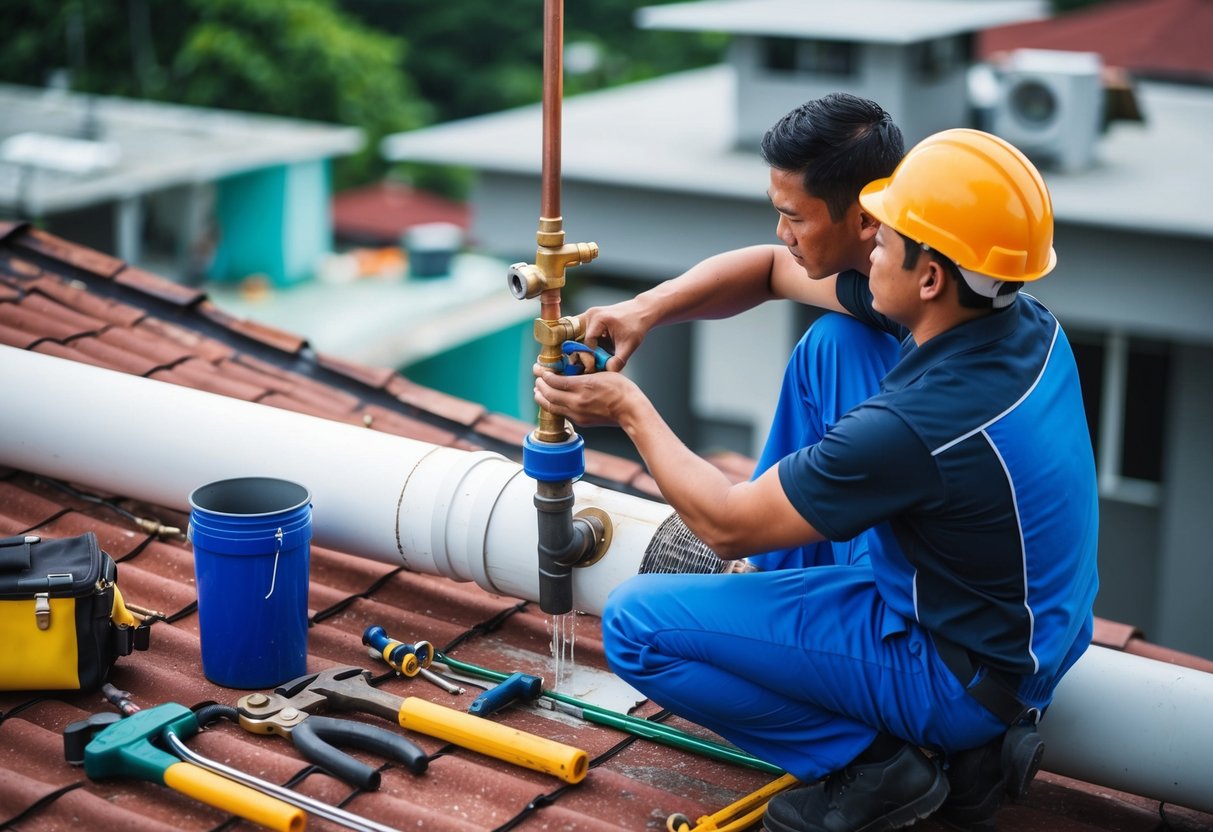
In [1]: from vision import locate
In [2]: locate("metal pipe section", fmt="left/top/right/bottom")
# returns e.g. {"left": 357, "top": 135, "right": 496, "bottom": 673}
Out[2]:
{"left": 535, "top": 479, "right": 604, "bottom": 615}
{"left": 541, "top": 0, "right": 563, "bottom": 222}
{"left": 3, "top": 346, "right": 1213, "bottom": 813}
{"left": 165, "top": 731, "right": 397, "bottom": 832}
{"left": 0, "top": 346, "right": 669, "bottom": 615}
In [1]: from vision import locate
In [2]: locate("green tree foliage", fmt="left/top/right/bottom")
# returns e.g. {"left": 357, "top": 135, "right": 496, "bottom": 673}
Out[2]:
{"left": 341, "top": 0, "right": 727, "bottom": 124}
{"left": 0, "top": 0, "right": 427, "bottom": 188}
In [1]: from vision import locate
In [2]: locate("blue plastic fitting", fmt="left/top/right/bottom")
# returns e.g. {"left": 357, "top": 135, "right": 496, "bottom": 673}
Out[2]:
{"left": 468, "top": 672, "right": 543, "bottom": 717}
{"left": 523, "top": 432, "right": 585, "bottom": 483}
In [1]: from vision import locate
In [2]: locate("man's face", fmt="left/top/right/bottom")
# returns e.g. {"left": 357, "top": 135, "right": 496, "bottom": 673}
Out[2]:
{"left": 768, "top": 167, "right": 866, "bottom": 279}
{"left": 868, "top": 223, "right": 920, "bottom": 324}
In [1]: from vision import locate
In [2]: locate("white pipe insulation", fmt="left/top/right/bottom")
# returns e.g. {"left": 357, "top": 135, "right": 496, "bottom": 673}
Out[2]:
{"left": 2, "top": 345, "right": 1211, "bottom": 814}
{"left": 0, "top": 347, "right": 673, "bottom": 614}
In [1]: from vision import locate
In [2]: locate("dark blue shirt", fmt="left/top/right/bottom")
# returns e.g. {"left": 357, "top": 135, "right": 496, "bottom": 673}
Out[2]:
{"left": 778, "top": 273, "right": 1099, "bottom": 690}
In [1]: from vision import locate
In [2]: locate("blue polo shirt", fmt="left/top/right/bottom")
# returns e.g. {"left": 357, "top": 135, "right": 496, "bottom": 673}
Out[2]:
{"left": 778, "top": 273, "right": 1099, "bottom": 689}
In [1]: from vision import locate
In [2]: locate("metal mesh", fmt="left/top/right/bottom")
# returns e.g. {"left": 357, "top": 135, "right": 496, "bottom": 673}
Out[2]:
{"left": 638, "top": 513, "right": 755, "bottom": 575}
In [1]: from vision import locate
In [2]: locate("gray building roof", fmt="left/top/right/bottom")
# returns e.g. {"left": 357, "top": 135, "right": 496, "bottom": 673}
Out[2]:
{"left": 0, "top": 84, "right": 363, "bottom": 216}
{"left": 636, "top": 0, "right": 1047, "bottom": 44}
{"left": 381, "top": 65, "right": 1213, "bottom": 240}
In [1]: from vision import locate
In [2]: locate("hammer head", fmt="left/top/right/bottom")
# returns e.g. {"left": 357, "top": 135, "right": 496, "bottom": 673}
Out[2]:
{"left": 83, "top": 703, "right": 199, "bottom": 783}
{"left": 270, "top": 665, "right": 406, "bottom": 724}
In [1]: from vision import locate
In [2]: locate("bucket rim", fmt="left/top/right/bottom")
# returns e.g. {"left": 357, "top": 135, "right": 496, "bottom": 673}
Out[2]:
{"left": 188, "top": 476, "right": 312, "bottom": 518}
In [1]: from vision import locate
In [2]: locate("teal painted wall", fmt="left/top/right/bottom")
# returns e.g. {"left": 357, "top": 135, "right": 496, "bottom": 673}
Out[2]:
{"left": 212, "top": 160, "right": 332, "bottom": 286}
{"left": 402, "top": 319, "right": 535, "bottom": 421}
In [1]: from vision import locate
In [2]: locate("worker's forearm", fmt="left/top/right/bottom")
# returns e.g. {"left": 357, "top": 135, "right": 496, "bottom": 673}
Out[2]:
{"left": 634, "top": 246, "right": 781, "bottom": 330}
{"left": 618, "top": 398, "right": 747, "bottom": 559}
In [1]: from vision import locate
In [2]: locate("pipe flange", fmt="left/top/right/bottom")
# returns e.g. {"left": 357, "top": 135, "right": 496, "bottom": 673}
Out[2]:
{"left": 573, "top": 507, "right": 612, "bottom": 568}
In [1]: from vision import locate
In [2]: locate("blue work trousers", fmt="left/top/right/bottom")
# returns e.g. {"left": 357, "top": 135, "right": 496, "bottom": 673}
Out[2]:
{"left": 748, "top": 313, "right": 900, "bottom": 572}
{"left": 601, "top": 313, "right": 1004, "bottom": 779}
{"left": 602, "top": 567, "right": 1006, "bottom": 780}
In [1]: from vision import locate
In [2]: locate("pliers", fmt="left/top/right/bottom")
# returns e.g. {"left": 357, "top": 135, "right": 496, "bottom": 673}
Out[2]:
{"left": 234, "top": 669, "right": 429, "bottom": 790}
{"left": 559, "top": 340, "right": 613, "bottom": 375}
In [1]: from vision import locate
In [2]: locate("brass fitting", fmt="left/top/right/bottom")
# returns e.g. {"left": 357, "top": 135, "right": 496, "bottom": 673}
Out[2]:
{"left": 506, "top": 217, "right": 598, "bottom": 300}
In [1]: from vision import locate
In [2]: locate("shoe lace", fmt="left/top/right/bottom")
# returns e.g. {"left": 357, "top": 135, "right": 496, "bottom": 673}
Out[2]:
{"left": 824, "top": 767, "right": 863, "bottom": 808}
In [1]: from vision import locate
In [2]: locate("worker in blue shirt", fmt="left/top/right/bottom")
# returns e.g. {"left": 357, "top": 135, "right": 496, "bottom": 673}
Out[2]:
{"left": 567, "top": 93, "right": 906, "bottom": 572}
{"left": 534, "top": 128, "right": 1099, "bottom": 832}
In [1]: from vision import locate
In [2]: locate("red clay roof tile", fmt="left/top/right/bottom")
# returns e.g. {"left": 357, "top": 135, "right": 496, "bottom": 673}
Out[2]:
{"left": 44, "top": 334, "right": 167, "bottom": 375}
{"left": 16, "top": 227, "right": 125, "bottom": 278}
{"left": 0, "top": 301, "right": 86, "bottom": 343}
{"left": 113, "top": 265, "right": 207, "bottom": 306}
{"left": 28, "top": 275, "right": 146, "bottom": 327}
{"left": 360, "top": 403, "right": 461, "bottom": 446}
{"left": 388, "top": 374, "right": 487, "bottom": 427}
{"left": 149, "top": 358, "right": 269, "bottom": 401}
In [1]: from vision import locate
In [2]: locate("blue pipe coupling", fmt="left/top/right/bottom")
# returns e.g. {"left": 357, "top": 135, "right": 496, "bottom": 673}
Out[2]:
{"left": 523, "top": 432, "right": 585, "bottom": 483}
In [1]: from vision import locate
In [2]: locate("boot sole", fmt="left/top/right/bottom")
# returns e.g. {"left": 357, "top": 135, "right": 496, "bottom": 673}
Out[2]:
{"left": 1002, "top": 727, "right": 1045, "bottom": 799}
{"left": 854, "top": 763, "right": 951, "bottom": 832}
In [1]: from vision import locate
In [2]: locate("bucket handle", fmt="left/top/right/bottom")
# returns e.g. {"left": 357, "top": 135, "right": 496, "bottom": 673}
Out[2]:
{"left": 264, "top": 528, "right": 283, "bottom": 600}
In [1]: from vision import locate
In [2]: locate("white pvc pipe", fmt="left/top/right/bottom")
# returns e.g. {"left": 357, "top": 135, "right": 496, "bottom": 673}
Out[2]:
{"left": 1038, "top": 645, "right": 1213, "bottom": 813}
{"left": 0, "top": 346, "right": 670, "bottom": 614}
{"left": 2, "top": 345, "right": 1211, "bottom": 814}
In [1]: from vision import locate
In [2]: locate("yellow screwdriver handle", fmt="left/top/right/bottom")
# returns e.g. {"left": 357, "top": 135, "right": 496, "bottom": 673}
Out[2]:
{"left": 398, "top": 696, "right": 589, "bottom": 783}
{"left": 164, "top": 761, "right": 306, "bottom": 831}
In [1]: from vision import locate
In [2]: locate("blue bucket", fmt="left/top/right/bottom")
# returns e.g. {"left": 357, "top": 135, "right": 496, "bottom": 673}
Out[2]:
{"left": 188, "top": 477, "right": 312, "bottom": 689}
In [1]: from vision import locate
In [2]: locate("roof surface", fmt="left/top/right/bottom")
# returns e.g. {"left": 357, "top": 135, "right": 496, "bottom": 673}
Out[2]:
{"left": 332, "top": 182, "right": 471, "bottom": 247}
{"left": 2, "top": 221, "right": 1213, "bottom": 832}
{"left": 382, "top": 65, "right": 1213, "bottom": 240}
{"left": 980, "top": 0, "right": 1213, "bottom": 81}
{"left": 635, "top": 0, "right": 1047, "bottom": 44}
{"left": 0, "top": 84, "right": 363, "bottom": 216}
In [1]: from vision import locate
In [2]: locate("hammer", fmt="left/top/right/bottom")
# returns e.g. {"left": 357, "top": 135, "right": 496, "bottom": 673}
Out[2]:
{"left": 252, "top": 666, "right": 589, "bottom": 784}
{"left": 72, "top": 702, "right": 305, "bottom": 832}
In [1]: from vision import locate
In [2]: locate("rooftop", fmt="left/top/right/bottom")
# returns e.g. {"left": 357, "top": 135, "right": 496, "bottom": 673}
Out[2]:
{"left": 635, "top": 0, "right": 1047, "bottom": 45}
{"left": 2, "top": 222, "right": 1213, "bottom": 831}
{"left": 382, "top": 66, "right": 1213, "bottom": 241}
{"left": 0, "top": 84, "right": 363, "bottom": 216}
{"left": 980, "top": 0, "right": 1213, "bottom": 82}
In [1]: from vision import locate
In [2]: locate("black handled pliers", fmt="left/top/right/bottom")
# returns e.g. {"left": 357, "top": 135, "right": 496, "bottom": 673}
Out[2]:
{"left": 231, "top": 672, "right": 429, "bottom": 790}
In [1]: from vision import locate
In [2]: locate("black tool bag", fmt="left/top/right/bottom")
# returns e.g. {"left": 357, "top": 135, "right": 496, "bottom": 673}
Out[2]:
{"left": 0, "top": 531, "right": 151, "bottom": 692}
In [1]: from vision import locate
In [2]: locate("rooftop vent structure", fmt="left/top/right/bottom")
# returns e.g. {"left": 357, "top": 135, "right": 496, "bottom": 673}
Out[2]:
{"left": 992, "top": 48, "right": 1105, "bottom": 171}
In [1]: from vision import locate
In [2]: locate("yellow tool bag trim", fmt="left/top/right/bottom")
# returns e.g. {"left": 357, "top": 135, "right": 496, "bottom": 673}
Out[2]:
{"left": 0, "top": 531, "right": 150, "bottom": 691}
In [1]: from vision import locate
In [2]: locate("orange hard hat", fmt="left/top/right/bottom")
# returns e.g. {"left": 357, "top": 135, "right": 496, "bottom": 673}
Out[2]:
{"left": 859, "top": 129, "right": 1057, "bottom": 282}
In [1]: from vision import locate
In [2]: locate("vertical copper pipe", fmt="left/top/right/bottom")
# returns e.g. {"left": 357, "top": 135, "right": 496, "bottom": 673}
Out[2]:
{"left": 541, "top": 0, "right": 563, "bottom": 222}
{"left": 537, "top": 0, "right": 566, "bottom": 440}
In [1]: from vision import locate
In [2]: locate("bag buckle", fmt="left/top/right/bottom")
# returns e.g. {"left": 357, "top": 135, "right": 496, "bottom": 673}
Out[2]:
{"left": 35, "top": 592, "right": 50, "bottom": 630}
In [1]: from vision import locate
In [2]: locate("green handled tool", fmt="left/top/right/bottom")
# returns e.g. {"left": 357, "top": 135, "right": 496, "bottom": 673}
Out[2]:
{"left": 77, "top": 703, "right": 305, "bottom": 832}
{"left": 432, "top": 650, "right": 782, "bottom": 775}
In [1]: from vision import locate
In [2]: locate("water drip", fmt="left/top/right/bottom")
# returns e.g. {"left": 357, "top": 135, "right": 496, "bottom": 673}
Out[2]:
{"left": 549, "top": 610, "right": 577, "bottom": 693}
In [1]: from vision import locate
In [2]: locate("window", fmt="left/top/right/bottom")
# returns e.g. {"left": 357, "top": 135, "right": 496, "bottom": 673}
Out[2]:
{"left": 915, "top": 35, "right": 971, "bottom": 83}
{"left": 761, "top": 37, "right": 856, "bottom": 77}
{"left": 1070, "top": 331, "right": 1170, "bottom": 504}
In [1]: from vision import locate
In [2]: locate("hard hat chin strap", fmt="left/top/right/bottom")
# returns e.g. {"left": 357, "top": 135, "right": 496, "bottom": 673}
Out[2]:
{"left": 960, "top": 266, "right": 1017, "bottom": 309}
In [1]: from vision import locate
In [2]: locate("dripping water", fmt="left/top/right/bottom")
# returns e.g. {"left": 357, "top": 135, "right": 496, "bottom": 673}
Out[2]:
{"left": 549, "top": 610, "right": 577, "bottom": 693}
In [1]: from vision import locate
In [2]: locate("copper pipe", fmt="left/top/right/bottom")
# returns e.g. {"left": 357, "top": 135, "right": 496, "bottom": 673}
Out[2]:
{"left": 541, "top": 0, "right": 563, "bottom": 220}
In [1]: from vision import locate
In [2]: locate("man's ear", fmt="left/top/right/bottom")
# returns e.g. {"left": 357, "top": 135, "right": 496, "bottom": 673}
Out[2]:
{"left": 920, "top": 261, "right": 946, "bottom": 300}
{"left": 856, "top": 206, "right": 880, "bottom": 241}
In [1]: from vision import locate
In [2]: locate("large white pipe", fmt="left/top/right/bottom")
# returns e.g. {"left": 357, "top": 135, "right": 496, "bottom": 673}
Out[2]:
{"left": 2, "top": 345, "right": 1211, "bottom": 814}
{"left": 1039, "top": 645, "right": 1213, "bottom": 813}
{"left": 0, "top": 346, "right": 672, "bottom": 614}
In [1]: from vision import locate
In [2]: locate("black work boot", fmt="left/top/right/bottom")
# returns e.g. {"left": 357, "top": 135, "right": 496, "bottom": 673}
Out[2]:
{"left": 763, "top": 743, "right": 949, "bottom": 832}
{"left": 936, "top": 726, "right": 1045, "bottom": 831}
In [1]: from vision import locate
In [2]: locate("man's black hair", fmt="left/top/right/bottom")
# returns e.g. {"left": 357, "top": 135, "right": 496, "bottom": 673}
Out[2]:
{"left": 898, "top": 232, "right": 1021, "bottom": 310}
{"left": 760, "top": 93, "right": 904, "bottom": 222}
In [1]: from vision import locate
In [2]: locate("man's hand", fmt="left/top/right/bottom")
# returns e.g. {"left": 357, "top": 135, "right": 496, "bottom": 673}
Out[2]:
{"left": 575, "top": 299, "right": 649, "bottom": 372}
{"left": 533, "top": 363, "right": 640, "bottom": 428}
